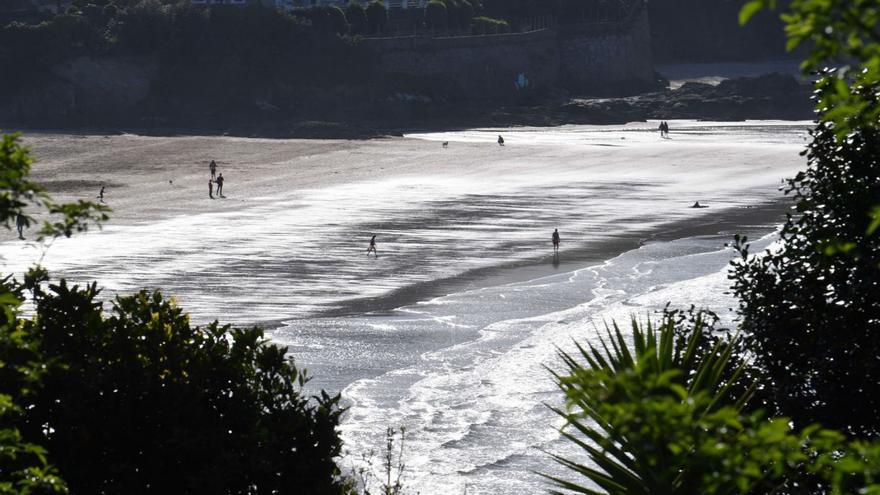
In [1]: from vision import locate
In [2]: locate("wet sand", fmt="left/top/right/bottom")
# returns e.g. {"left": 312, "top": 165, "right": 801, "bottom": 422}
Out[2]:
{"left": 1, "top": 122, "right": 809, "bottom": 325}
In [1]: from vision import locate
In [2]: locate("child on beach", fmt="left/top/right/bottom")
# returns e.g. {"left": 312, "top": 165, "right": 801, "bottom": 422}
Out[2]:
{"left": 552, "top": 228, "right": 560, "bottom": 252}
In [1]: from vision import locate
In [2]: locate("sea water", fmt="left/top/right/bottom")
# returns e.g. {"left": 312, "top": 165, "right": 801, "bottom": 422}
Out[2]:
{"left": 0, "top": 121, "right": 809, "bottom": 494}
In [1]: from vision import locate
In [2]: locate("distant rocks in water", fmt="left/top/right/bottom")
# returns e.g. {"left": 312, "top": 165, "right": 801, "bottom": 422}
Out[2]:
{"left": 562, "top": 73, "right": 813, "bottom": 124}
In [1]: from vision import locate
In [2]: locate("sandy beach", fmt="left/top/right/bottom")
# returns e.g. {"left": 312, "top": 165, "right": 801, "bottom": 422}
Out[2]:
{"left": 0, "top": 121, "right": 811, "bottom": 494}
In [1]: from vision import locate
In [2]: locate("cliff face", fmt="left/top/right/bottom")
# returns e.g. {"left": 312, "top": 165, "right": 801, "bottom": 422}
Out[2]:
{"left": 365, "top": 7, "right": 655, "bottom": 101}
{"left": 0, "top": 8, "right": 656, "bottom": 127}
{"left": 1, "top": 56, "right": 157, "bottom": 125}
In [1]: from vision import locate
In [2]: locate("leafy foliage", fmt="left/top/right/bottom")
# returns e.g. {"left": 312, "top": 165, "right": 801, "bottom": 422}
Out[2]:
{"left": 0, "top": 281, "right": 349, "bottom": 495}
{"left": 546, "top": 314, "right": 880, "bottom": 495}
{"left": 740, "top": 0, "right": 879, "bottom": 137}
{"left": 733, "top": 0, "right": 880, "bottom": 438}
{"left": 730, "top": 115, "right": 880, "bottom": 437}
{"left": 546, "top": 313, "right": 760, "bottom": 493}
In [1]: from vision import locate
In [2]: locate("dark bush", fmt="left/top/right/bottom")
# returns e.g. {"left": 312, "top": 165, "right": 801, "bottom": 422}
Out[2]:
{"left": 1, "top": 281, "right": 349, "bottom": 494}
{"left": 731, "top": 116, "right": 880, "bottom": 438}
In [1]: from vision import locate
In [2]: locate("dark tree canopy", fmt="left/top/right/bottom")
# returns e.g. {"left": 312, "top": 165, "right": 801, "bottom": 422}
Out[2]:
{"left": 731, "top": 107, "right": 880, "bottom": 437}
{"left": 1, "top": 281, "right": 349, "bottom": 494}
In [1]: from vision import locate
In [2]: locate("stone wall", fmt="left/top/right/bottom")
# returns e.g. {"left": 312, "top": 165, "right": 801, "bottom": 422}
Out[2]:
{"left": 363, "top": 5, "right": 655, "bottom": 100}
{"left": 364, "top": 29, "right": 560, "bottom": 101}
{"left": 1, "top": 56, "right": 157, "bottom": 125}
{"left": 558, "top": 7, "right": 655, "bottom": 94}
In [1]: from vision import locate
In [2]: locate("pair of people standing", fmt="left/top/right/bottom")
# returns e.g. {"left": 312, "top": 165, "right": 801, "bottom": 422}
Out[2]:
{"left": 659, "top": 121, "right": 671, "bottom": 138}
{"left": 208, "top": 160, "right": 225, "bottom": 199}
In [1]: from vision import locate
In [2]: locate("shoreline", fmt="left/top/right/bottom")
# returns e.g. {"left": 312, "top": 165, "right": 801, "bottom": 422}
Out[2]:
{"left": 301, "top": 197, "right": 788, "bottom": 322}
{"left": 0, "top": 122, "right": 806, "bottom": 332}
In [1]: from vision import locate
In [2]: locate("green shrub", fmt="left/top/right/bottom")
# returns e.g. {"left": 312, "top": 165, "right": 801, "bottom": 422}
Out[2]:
{"left": 2, "top": 282, "right": 348, "bottom": 494}
{"left": 732, "top": 0, "right": 880, "bottom": 439}
{"left": 546, "top": 313, "right": 880, "bottom": 494}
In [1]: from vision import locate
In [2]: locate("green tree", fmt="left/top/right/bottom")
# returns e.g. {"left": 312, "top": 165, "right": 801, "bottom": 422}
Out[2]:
{"left": 546, "top": 314, "right": 880, "bottom": 495}
{"left": 424, "top": 0, "right": 448, "bottom": 31}
{"left": 546, "top": 314, "right": 760, "bottom": 494}
{"left": 2, "top": 283, "right": 348, "bottom": 494}
{"left": 345, "top": 1, "right": 368, "bottom": 34}
{"left": 740, "top": 0, "right": 880, "bottom": 137}
{"left": 0, "top": 134, "right": 107, "bottom": 494}
{"left": 365, "top": 0, "right": 387, "bottom": 34}
{"left": 732, "top": 0, "right": 880, "bottom": 437}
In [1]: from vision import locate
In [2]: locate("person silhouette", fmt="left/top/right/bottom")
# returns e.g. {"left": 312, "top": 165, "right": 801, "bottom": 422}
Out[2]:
{"left": 552, "top": 228, "right": 560, "bottom": 253}
{"left": 366, "top": 235, "right": 378, "bottom": 257}
{"left": 497, "top": 135, "right": 505, "bottom": 146}
{"left": 209, "top": 160, "right": 217, "bottom": 179}
{"left": 15, "top": 213, "right": 26, "bottom": 240}
{"left": 216, "top": 173, "right": 225, "bottom": 197}
{"left": 209, "top": 179, "right": 214, "bottom": 199}
{"left": 98, "top": 185, "right": 105, "bottom": 203}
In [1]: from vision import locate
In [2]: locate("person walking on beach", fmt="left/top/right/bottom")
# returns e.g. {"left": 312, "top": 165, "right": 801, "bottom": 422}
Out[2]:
{"left": 498, "top": 135, "right": 505, "bottom": 146}
{"left": 552, "top": 228, "right": 560, "bottom": 253}
{"left": 215, "top": 173, "right": 225, "bottom": 197}
{"left": 98, "top": 185, "right": 105, "bottom": 203}
{"left": 658, "top": 121, "right": 665, "bottom": 137}
{"left": 209, "top": 160, "right": 217, "bottom": 179}
{"left": 15, "top": 213, "right": 26, "bottom": 240}
{"left": 366, "top": 235, "right": 378, "bottom": 257}
{"left": 209, "top": 179, "right": 214, "bottom": 199}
